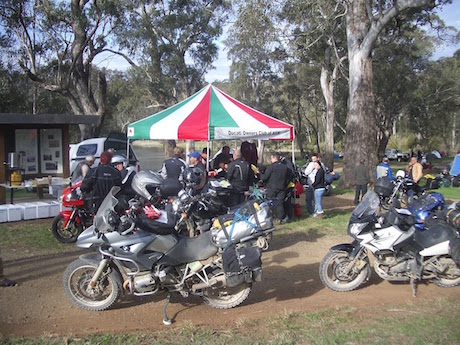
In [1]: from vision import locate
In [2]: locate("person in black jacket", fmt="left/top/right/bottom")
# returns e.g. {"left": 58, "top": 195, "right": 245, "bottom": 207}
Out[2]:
{"left": 259, "top": 152, "right": 292, "bottom": 224}
{"left": 226, "top": 149, "right": 253, "bottom": 206}
{"left": 281, "top": 155, "right": 295, "bottom": 222}
{"left": 312, "top": 162, "right": 326, "bottom": 219}
{"left": 161, "top": 147, "right": 186, "bottom": 181}
{"left": 81, "top": 151, "right": 122, "bottom": 214}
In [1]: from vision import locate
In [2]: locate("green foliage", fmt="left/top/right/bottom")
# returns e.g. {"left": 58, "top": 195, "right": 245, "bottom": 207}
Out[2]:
{"left": 115, "top": 0, "right": 229, "bottom": 104}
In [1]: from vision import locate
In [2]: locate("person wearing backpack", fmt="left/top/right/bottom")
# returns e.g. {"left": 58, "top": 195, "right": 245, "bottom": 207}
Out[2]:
{"left": 226, "top": 149, "right": 253, "bottom": 206}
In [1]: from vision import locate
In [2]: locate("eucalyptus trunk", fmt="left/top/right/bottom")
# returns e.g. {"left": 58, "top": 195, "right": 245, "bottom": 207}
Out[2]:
{"left": 320, "top": 65, "right": 336, "bottom": 170}
{"left": 342, "top": 1, "right": 377, "bottom": 187}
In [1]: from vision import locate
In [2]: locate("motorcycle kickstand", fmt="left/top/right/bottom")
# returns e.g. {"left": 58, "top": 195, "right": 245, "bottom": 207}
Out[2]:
{"left": 163, "top": 292, "right": 172, "bottom": 325}
{"left": 410, "top": 277, "right": 418, "bottom": 297}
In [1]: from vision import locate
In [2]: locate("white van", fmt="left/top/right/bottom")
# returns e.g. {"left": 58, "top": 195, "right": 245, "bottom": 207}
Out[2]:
{"left": 69, "top": 132, "right": 140, "bottom": 175}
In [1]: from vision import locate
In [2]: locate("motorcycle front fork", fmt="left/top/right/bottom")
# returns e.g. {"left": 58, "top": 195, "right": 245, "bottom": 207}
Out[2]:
{"left": 345, "top": 246, "right": 367, "bottom": 273}
{"left": 89, "top": 258, "right": 110, "bottom": 288}
{"left": 64, "top": 209, "right": 77, "bottom": 230}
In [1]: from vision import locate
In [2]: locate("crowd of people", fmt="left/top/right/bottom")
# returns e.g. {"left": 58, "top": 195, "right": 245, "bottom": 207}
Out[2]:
{"left": 354, "top": 152, "right": 444, "bottom": 205}
{"left": 160, "top": 144, "right": 296, "bottom": 224}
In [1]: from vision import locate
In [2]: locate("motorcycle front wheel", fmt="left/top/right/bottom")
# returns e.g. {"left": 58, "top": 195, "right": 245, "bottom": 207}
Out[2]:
{"left": 63, "top": 259, "right": 122, "bottom": 311}
{"left": 432, "top": 257, "right": 460, "bottom": 288}
{"left": 319, "top": 250, "right": 371, "bottom": 292}
{"left": 52, "top": 214, "right": 83, "bottom": 243}
{"left": 202, "top": 282, "right": 251, "bottom": 309}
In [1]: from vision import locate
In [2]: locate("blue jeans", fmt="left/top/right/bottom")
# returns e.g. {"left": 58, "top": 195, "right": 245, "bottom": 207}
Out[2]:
{"left": 314, "top": 188, "right": 326, "bottom": 214}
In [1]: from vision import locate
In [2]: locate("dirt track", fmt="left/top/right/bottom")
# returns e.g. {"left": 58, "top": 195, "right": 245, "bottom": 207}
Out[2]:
{"left": 1, "top": 194, "right": 459, "bottom": 339}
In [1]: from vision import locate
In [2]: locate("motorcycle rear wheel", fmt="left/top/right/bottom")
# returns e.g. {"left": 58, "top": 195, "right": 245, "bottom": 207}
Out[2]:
{"left": 319, "top": 250, "right": 371, "bottom": 292}
{"left": 202, "top": 282, "right": 251, "bottom": 309}
{"left": 63, "top": 259, "right": 122, "bottom": 311}
{"left": 52, "top": 214, "right": 83, "bottom": 243}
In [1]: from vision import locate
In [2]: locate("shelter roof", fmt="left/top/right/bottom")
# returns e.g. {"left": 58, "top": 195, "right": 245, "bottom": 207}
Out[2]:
{"left": 127, "top": 84, "right": 293, "bottom": 141}
{"left": 0, "top": 113, "right": 100, "bottom": 125}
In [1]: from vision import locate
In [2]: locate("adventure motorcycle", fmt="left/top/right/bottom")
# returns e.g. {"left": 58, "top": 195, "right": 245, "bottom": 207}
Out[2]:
{"left": 63, "top": 186, "right": 275, "bottom": 325}
{"left": 319, "top": 190, "right": 460, "bottom": 296}
{"left": 171, "top": 185, "right": 274, "bottom": 251}
{"left": 52, "top": 181, "right": 93, "bottom": 243}
{"left": 375, "top": 170, "right": 432, "bottom": 210}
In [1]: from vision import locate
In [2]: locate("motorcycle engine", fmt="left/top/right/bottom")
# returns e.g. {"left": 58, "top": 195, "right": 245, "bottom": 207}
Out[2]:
{"left": 133, "top": 273, "right": 159, "bottom": 293}
{"left": 374, "top": 253, "right": 416, "bottom": 280}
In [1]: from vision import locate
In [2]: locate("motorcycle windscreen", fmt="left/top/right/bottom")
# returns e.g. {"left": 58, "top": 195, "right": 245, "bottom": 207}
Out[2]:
{"left": 94, "top": 186, "right": 121, "bottom": 233}
{"left": 352, "top": 191, "right": 380, "bottom": 218}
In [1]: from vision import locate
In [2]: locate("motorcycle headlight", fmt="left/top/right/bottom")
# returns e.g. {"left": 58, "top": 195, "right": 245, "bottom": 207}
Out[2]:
{"left": 348, "top": 223, "right": 368, "bottom": 236}
{"left": 178, "top": 189, "right": 191, "bottom": 204}
{"left": 172, "top": 198, "right": 182, "bottom": 213}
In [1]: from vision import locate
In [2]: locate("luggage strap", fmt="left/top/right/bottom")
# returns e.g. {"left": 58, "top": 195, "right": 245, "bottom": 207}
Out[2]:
{"left": 224, "top": 208, "right": 260, "bottom": 251}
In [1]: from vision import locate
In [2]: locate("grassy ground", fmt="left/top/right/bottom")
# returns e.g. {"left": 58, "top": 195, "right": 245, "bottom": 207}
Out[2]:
{"left": 2, "top": 204, "right": 460, "bottom": 344}
{"left": 3, "top": 297, "right": 459, "bottom": 344}
{"left": 1, "top": 173, "right": 459, "bottom": 344}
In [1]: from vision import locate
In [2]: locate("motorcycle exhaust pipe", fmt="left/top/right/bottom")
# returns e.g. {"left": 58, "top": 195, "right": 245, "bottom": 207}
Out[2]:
{"left": 191, "top": 275, "right": 226, "bottom": 292}
{"left": 123, "top": 279, "right": 133, "bottom": 293}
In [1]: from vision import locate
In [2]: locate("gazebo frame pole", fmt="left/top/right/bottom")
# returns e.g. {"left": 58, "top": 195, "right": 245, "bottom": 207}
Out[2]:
{"left": 291, "top": 127, "right": 296, "bottom": 165}
{"left": 206, "top": 141, "right": 210, "bottom": 171}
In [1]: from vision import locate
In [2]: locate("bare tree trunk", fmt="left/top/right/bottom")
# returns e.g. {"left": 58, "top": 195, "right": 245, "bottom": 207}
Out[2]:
{"left": 320, "top": 65, "right": 335, "bottom": 170}
{"left": 257, "top": 140, "right": 265, "bottom": 165}
{"left": 295, "top": 99, "right": 305, "bottom": 159}
{"left": 164, "top": 140, "right": 176, "bottom": 158}
{"left": 341, "top": 0, "right": 433, "bottom": 187}
{"left": 342, "top": 1, "right": 377, "bottom": 188}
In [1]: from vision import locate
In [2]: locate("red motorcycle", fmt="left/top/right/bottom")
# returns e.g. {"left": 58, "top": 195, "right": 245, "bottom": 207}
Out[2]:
{"left": 51, "top": 181, "right": 93, "bottom": 243}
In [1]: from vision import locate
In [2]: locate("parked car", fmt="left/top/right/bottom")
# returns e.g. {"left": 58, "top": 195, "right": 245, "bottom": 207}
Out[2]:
{"left": 69, "top": 132, "right": 140, "bottom": 176}
{"left": 385, "top": 149, "right": 410, "bottom": 162}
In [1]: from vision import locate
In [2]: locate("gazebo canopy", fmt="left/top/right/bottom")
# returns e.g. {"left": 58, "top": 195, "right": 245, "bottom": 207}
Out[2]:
{"left": 127, "top": 84, "right": 293, "bottom": 141}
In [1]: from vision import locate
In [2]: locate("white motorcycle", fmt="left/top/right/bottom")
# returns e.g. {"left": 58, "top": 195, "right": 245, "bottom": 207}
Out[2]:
{"left": 319, "top": 191, "right": 460, "bottom": 296}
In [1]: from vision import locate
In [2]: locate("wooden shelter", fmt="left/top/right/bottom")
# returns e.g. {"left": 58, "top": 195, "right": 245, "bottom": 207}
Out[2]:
{"left": 0, "top": 114, "right": 100, "bottom": 204}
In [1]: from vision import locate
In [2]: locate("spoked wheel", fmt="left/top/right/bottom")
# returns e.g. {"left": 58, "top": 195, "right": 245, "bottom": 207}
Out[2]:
{"left": 202, "top": 282, "right": 252, "bottom": 309}
{"left": 432, "top": 258, "right": 460, "bottom": 288}
{"left": 63, "top": 259, "right": 122, "bottom": 311}
{"left": 319, "top": 250, "right": 371, "bottom": 292}
{"left": 52, "top": 214, "right": 83, "bottom": 243}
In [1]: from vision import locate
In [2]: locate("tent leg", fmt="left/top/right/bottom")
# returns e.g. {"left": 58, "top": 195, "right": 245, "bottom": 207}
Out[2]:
{"left": 206, "top": 141, "right": 210, "bottom": 171}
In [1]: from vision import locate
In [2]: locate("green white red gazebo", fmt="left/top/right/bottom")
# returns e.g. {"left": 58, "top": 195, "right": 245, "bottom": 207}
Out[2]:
{"left": 127, "top": 84, "right": 293, "bottom": 141}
